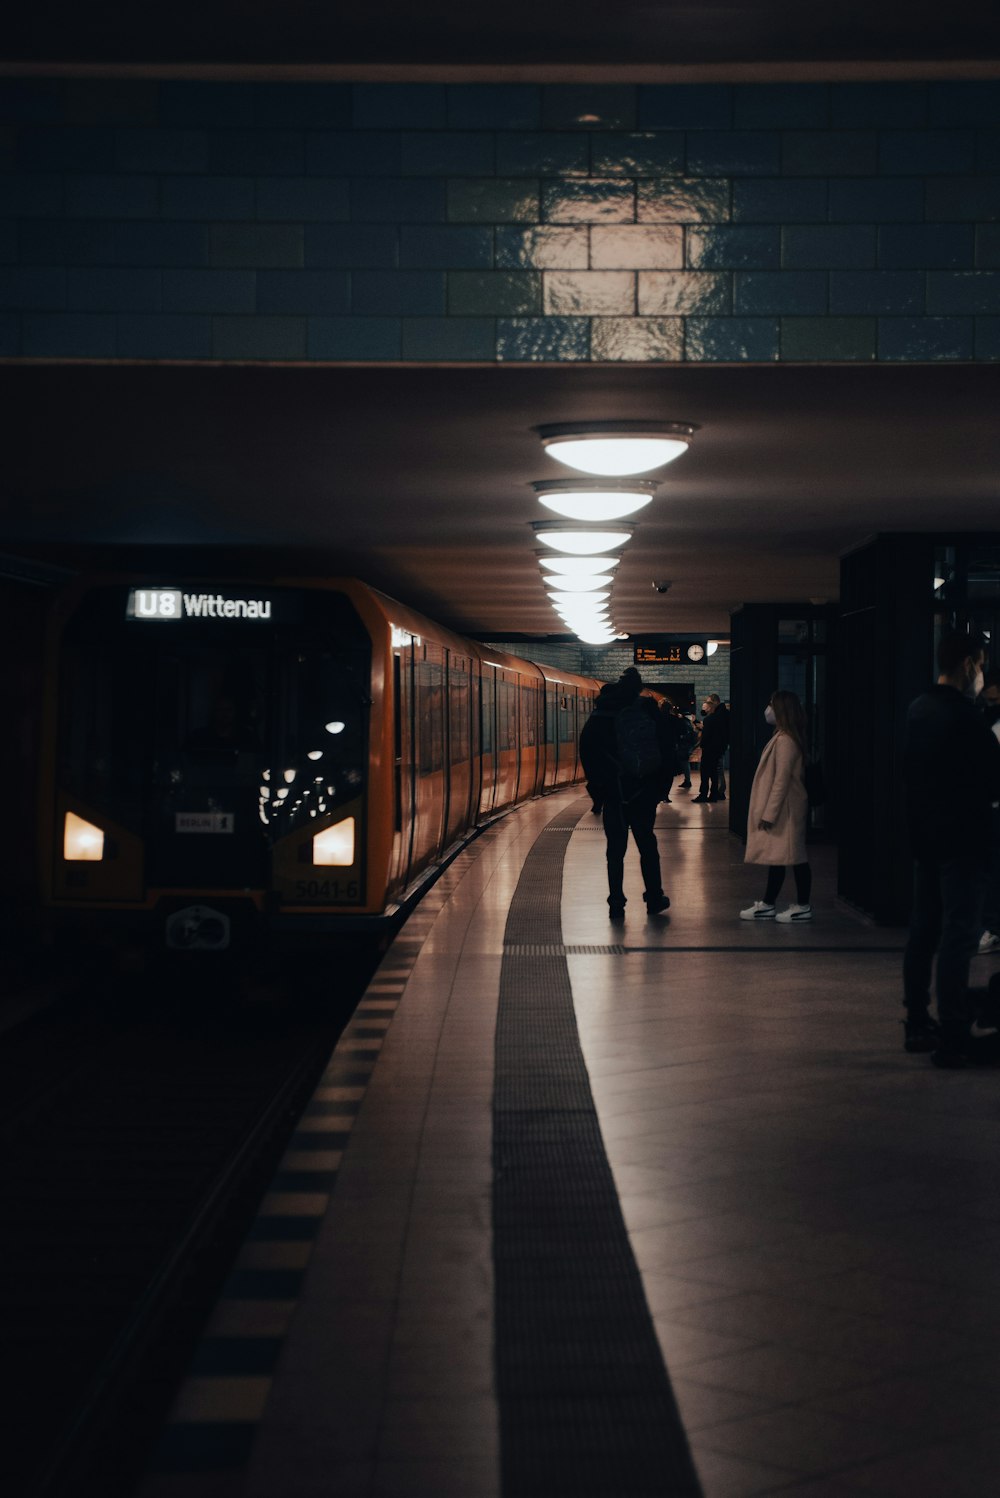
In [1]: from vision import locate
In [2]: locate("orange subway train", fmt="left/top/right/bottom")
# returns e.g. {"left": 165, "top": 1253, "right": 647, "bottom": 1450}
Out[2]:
{"left": 39, "top": 575, "right": 600, "bottom": 966}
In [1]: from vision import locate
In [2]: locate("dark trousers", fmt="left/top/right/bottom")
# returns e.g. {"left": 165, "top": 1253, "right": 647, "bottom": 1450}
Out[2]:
{"left": 602, "top": 787, "right": 664, "bottom": 909}
{"left": 903, "top": 854, "right": 986, "bottom": 1044}
{"left": 699, "top": 753, "right": 724, "bottom": 799}
{"left": 763, "top": 863, "right": 812, "bottom": 906}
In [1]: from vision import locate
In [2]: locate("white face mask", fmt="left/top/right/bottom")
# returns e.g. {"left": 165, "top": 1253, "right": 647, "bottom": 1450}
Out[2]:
{"left": 764, "top": 705, "right": 776, "bottom": 726}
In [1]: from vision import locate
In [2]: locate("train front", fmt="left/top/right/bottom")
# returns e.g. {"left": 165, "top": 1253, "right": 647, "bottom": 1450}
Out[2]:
{"left": 43, "top": 577, "right": 380, "bottom": 968}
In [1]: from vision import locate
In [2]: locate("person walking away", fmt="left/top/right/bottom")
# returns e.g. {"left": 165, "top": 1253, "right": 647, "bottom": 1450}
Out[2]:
{"left": 740, "top": 690, "right": 812, "bottom": 923}
{"left": 902, "top": 630, "right": 1000, "bottom": 1066}
{"left": 579, "top": 668, "right": 673, "bottom": 921}
{"left": 692, "top": 694, "right": 729, "bottom": 803}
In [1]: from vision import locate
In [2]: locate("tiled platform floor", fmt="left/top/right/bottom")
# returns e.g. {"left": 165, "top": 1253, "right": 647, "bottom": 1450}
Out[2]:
{"left": 138, "top": 788, "right": 1000, "bottom": 1498}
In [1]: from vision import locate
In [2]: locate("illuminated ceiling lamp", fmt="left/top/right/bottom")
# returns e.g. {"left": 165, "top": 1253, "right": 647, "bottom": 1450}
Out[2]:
{"left": 542, "top": 571, "right": 614, "bottom": 592}
{"left": 536, "top": 420, "right": 698, "bottom": 477}
{"left": 532, "top": 478, "right": 658, "bottom": 522}
{"left": 532, "top": 520, "right": 634, "bottom": 555}
{"left": 538, "top": 554, "right": 620, "bottom": 576}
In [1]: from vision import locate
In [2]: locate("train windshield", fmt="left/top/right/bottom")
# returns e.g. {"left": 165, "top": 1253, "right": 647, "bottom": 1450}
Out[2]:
{"left": 56, "top": 585, "right": 370, "bottom": 886}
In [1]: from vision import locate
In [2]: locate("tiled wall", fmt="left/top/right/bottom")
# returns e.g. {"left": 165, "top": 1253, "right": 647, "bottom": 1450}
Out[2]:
{"left": 2, "top": 78, "right": 998, "bottom": 361}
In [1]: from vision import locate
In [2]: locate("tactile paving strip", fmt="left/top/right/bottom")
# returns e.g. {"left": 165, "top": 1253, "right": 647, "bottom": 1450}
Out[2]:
{"left": 493, "top": 804, "right": 703, "bottom": 1497}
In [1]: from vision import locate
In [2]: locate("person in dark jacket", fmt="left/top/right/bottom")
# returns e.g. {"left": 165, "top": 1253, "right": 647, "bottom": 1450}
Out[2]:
{"left": 902, "top": 628, "right": 1000, "bottom": 1066}
{"left": 579, "top": 668, "right": 675, "bottom": 921}
{"left": 692, "top": 695, "right": 729, "bottom": 802}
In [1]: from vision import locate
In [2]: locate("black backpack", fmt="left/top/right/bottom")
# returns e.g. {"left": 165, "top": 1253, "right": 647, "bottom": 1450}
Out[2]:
{"left": 614, "top": 700, "right": 662, "bottom": 779}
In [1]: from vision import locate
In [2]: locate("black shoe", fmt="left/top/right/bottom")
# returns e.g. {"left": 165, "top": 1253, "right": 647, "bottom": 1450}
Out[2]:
{"left": 903, "top": 1017, "right": 941, "bottom": 1053}
{"left": 707, "top": 795, "right": 721, "bottom": 802}
{"left": 716, "top": 794, "right": 726, "bottom": 801}
{"left": 646, "top": 893, "right": 670, "bottom": 915}
{"left": 931, "top": 1046, "right": 969, "bottom": 1069}
{"left": 609, "top": 906, "right": 625, "bottom": 923}
{"left": 691, "top": 796, "right": 709, "bottom": 803}
{"left": 679, "top": 780, "right": 691, "bottom": 788}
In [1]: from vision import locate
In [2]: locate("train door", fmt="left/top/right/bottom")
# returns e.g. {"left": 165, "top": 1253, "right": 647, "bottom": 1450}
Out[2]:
{"left": 390, "top": 638, "right": 417, "bottom": 890}
{"left": 520, "top": 676, "right": 542, "bottom": 798}
{"left": 412, "top": 639, "right": 447, "bottom": 868}
{"left": 446, "top": 651, "right": 473, "bottom": 844}
{"left": 479, "top": 664, "right": 498, "bottom": 815}
{"left": 495, "top": 670, "right": 520, "bottom": 809}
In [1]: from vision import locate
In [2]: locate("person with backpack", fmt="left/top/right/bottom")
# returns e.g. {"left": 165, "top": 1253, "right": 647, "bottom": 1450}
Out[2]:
{"left": 579, "top": 667, "right": 675, "bottom": 921}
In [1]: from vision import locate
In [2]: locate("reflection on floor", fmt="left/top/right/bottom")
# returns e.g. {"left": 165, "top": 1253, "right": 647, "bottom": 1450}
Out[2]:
{"left": 140, "top": 787, "right": 1000, "bottom": 1498}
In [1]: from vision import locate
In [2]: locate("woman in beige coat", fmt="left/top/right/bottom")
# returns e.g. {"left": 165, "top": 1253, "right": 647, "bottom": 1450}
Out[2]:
{"left": 740, "top": 689, "right": 812, "bottom": 923}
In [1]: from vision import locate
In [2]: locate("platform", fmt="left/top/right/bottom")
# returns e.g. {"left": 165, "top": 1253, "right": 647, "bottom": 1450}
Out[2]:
{"left": 137, "top": 788, "right": 1000, "bottom": 1498}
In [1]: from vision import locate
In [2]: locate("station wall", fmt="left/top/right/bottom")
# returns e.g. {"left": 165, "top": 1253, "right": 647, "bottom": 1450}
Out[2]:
{"left": 2, "top": 78, "right": 999, "bottom": 362}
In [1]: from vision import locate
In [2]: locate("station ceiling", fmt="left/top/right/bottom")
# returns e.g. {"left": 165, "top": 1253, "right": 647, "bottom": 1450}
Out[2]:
{"left": 5, "top": 1, "right": 1000, "bottom": 69}
{"left": 3, "top": 5, "right": 999, "bottom": 641}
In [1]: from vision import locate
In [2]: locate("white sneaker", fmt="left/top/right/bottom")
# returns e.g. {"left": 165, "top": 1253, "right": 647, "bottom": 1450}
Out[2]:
{"left": 740, "top": 900, "right": 775, "bottom": 920}
{"left": 978, "top": 930, "right": 1000, "bottom": 954}
{"left": 776, "top": 904, "right": 812, "bottom": 923}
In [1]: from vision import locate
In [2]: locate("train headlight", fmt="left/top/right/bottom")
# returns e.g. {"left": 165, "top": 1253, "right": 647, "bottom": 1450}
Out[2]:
{"left": 313, "top": 816, "right": 355, "bottom": 866}
{"left": 64, "top": 812, "right": 105, "bottom": 862}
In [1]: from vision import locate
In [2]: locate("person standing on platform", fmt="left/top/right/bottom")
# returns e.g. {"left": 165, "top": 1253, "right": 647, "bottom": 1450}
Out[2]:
{"left": 692, "top": 693, "right": 729, "bottom": 803}
{"left": 740, "top": 690, "right": 812, "bottom": 923}
{"left": 902, "top": 630, "right": 1000, "bottom": 1066}
{"left": 579, "top": 667, "right": 673, "bottom": 922}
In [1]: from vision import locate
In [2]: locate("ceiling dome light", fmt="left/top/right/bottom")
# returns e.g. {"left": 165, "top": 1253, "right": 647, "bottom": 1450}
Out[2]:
{"left": 542, "top": 571, "right": 615, "bottom": 592}
{"left": 538, "top": 554, "right": 620, "bottom": 576}
{"left": 532, "top": 521, "right": 634, "bottom": 555}
{"left": 536, "top": 421, "right": 697, "bottom": 477}
{"left": 547, "top": 591, "right": 610, "bottom": 608}
{"left": 532, "top": 478, "right": 658, "bottom": 522}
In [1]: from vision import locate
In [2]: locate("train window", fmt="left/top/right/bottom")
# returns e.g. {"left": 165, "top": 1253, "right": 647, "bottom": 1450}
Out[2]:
{"left": 417, "top": 653, "right": 445, "bottom": 774}
{"left": 520, "top": 684, "right": 536, "bottom": 747}
{"left": 449, "top": 657, "right": 471, "bottom": 762}
{"left": 498, "top": 677, "right": 518, "bottom": 751}
{"left": 559, "top": 691, "right": 575, "bottom": 744}
{"left": 481, "top": 669, "right": 496, "bottom": 755}
{"left": 58, "top": 636, "right": 149, "bottom": 827}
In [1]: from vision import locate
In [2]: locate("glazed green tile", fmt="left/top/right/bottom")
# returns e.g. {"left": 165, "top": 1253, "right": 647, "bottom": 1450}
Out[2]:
{"left": 542, "top": 180, "right": 635, "bottom": 224}
{"left": 590, "top": 132, "right": 684, "bottom": 178}
{"left": 782, "top": 129, "right": 877, "bottom": 176}
{"left": 687, "top": 225, "right": 780, "bottom": 269}
{"left": 974, "top": 316, "right": 1000, "bottom": 359}
{"left": 496, "top": 316, "right": 590, "bottom": 361}
{"left": 590, "top": 316, "right": 683, "bottom": 361}
{"left": 400, "top": 316, "right": 495, "bottom": 360}
{"left": 212, "top": 315, "right": 306, "bottom": 359}
{"left": 879, "top": 314, "right": 973, "bottom": 359}
{"left": 447, "top": 178, "right": 539, "bottom": 223}
{"left": 447, "top": 270, "right": 541, "bottom": 315}
{"left": 541, "top": 85, "right": 637, "bottom": 132}
{"left": 543, "top": 270, "right": 635, "bottom": 316}
{"left": 637, "top": 178, "right": 731, "bottom": 223}
{"left": 494, "top": 226, "right": 589, "bottom": 269}
{"left": 927, "top": 270, "right": 1000, "bottom": 315}
{"left": 495, "top": 133, "right": 589, "bottom": 177}
{"left": 589, "top": 225, "right": 683, "bottom": 269}
{"left": 684, "top": 316, "right": 780, "bottom": 361}
{"left": 638, "top": 271, "right": 731, "bottom": 315}
{"left": 780, "top": 316, "right": 876, "bottom": 360}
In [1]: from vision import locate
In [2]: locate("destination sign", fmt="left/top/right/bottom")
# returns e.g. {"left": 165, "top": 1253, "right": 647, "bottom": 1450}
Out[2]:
{"left": 633, "top": 639, "right": 708, "bottom": 666}
{"left": 127, "top": 588, "right": 273, "bottom": 621}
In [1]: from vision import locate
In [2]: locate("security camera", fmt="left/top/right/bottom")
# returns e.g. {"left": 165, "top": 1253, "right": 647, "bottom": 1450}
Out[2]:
{"left": 652, "top": 580, "right": 672, "bottom": 594}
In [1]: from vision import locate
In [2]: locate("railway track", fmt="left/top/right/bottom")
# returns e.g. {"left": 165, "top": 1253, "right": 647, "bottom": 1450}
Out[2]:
{"left": 0, "top": 956, "right": 374, "bottom": 1497}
